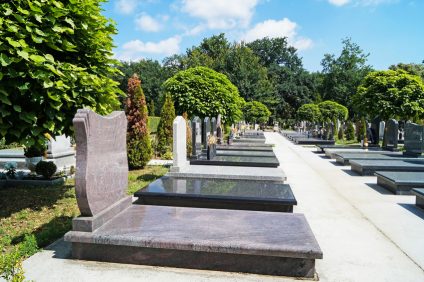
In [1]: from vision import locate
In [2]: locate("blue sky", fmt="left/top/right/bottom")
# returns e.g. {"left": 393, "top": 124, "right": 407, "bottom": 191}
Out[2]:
{"left": 102, "top": 0, "right": 423, "bottom": 71}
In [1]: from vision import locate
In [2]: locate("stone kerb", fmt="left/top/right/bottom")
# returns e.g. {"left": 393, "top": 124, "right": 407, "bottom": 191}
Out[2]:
{"left": 171, "top": 116, "right": 189, "bottom": 172}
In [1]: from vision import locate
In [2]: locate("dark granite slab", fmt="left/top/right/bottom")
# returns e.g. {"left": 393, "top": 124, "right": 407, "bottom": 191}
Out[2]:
{"left": 316, "top": 144, "right": 376, "bottom": 153}
{"left": 375, "top": 171, "right": 424, "bottom": 195}
{"left": 295, "top": 139, "right": 335, "bottom": 145}
{"left": 350, "top": 159, "right": 424, "bottom": 176}
{"left": 190, "top": 155, "right": 280, "bottom": 167}
{"left": 234, "top": 138, "right": 266, "bottom": 143}
{"left": 65, "top": 205, "right": 322, "bottom": 277}
{"left": 217, "top": 150, "right": 275, "bottom": 157}
{"left": 217, "top": 144, "right": 273, "bottom": 151}
{"left": 412, "top": 188, "right": 424, "bottom": 208}
{"left": 134, "top": 176, "right": 296, "bottom": 212}
{"left": 335, "top": 152, "right": 421, "bottom": 165}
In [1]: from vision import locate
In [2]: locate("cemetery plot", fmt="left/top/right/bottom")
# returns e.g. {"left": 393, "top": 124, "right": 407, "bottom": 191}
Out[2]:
{"left": 335, "top": 152, "right": 420, "bottom": 165}
{"left": 233, "top": 137, "right": 266, "bottom": 143}
{"left": 350, "top": 159, "right": 424, "bottom": 176}
{"left": 134, "top": 176, "right": 296, "bottom": 212}
{"left": 324, "top": 148, "right": 385, "bottom": 158}
{"left": 216, "top": 144, "right": 274, "bottom": 151}
{"left": 375, "top": 171, "right": 424, "bottom": 195}
{"left": 190, "top": 155, "right": 280, "bottom": 168}
{"left": 217, "top": 150, "right": 275, "bottom": 157}
{"left": 316, "top": 144, "right": 363, "bottom": 153}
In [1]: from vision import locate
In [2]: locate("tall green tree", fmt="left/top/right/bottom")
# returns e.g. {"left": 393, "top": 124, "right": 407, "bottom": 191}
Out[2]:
{"left": 389, "top": 63, "right": 424, "bottom": 81}
{"left": 243, "top": 101, "right": 271, "bottom": 124}
{"left": 156, "top": 94, "right": 176, "bottom": 156}
{"left": 297, "top": 104, "right": 322, "bottom": 123}
{"left": 0, "top": 0, "right": 122, "bottom": 149}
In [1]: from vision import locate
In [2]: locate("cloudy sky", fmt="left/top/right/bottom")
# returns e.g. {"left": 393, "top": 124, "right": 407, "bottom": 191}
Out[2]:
{"left": 102, "top": 0, "right": 423, "bottom": 71}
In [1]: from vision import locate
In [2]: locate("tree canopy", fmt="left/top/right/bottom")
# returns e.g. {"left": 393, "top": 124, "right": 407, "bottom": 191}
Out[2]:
{"left": 163, "top": 66, "right": 244, "bottom": 123}
{"left": 0, "top": 0, "right": 122, "bottom": 148}
{"left": 318, "top": 100, "right": 348, "bottom": 122}
{"left": 243, "top": 101, "right": 271, "bottom": 124}
{"left": 297, "top": 104, "right": 322, "bottom": 123}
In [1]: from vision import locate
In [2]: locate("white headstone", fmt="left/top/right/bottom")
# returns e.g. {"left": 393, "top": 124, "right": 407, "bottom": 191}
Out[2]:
{"left": 171, "top": 116, "right": 189, "bottom": 172}
{"left": 379, "top": 121, "right": 385, "bottom": 140}
{"left": 46, "top": 134, "right": 76, "bottom": 171}
{"left": 47, "top": 135, "right": 73, "bottom": 156}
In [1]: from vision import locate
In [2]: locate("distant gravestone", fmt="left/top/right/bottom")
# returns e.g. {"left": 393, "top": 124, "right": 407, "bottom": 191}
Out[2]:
{"left": 191, "top": 116, "right": 202, "bottom": 158}
{"left": 46, "top": 134, "right": 75, "bottom": 170}
{"left": 202, "top": 117, "right": 211, "bottom": 148}
{"left": 379, "top": 121, "right": 385, "bottom": 141}
{"left": 404, "top": 122, "right": 424, "bottom": 156}
{"left": 216, "top": 114, "right": 223, "bottom": 144}
{"left": 211, "top": 117, "right": 217, "bottom": 137}
{"left": 383, "top": 119, "right": 399, "bottom": 151}
{"left": 171, "top": 116, "right": 189, "bottom": 172}
{"left": 370, "top": 118, "right": 380, "bottom": 145}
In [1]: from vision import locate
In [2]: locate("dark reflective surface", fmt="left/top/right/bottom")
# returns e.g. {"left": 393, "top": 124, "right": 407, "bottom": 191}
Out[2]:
{"left": 217, "top": 150, "right": 275, "bottom": 157}
{"left": 376, "top": 171, "right": 424, "bottom": 182}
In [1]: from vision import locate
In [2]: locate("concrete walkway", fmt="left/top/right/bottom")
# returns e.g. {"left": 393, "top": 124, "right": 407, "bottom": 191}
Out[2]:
{"left": 23, "top": 132, "right": 424, "bottom": 281}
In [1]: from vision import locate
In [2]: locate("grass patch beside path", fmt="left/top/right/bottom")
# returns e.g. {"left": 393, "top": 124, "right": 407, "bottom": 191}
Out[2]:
{"left": 0, "top": 165, "right": 168, "bottom": 281}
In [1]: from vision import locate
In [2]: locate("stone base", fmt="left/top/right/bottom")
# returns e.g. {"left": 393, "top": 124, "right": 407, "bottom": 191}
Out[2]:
{"left": 376, "top": 175, "right": 413, "bottom": 195}
{"left": 190, "top": 155, "right": 280, "bottom": 168}
{"left": 351, "top": 160, "right": 424, "bottom": 176}
{"left": 0, "top": 177, "right": 66, "bottom": 188}
{"left": 412, "top": 188, "right": 424, "bottom": 209}
{"left": 46, "top": 150, "right": 76, "bottom": 171}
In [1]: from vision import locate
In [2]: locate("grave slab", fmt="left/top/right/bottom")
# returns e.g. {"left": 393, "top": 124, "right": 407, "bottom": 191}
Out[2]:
{"left": 234, "top": 138, "right": 266, "bottom": 143}
{"left": 324, "top": 147, "right": 385, "bottom": 158}
{"left": 295, "top": 138, "right": 335, "bottom": 145}
{"left": 350, "top": 159, "right": 424, "bottom": 176}
{"left": 216, "top": 145, "right": 273, "bottom": 151}
{"left": 134, "top": 176, "right": 296, "bottom": 212}
{"left": 412, "top": 188, "right": 424, "bottom": 209}
{"left": 376, "top": 171, "right": 424, "bottom": 195}
{"left": 190, "top": 155, "right": 280, "bottom": 168}
{"left": 217, "top": 150, "right": 275, "bottom": 157}
{"left": 335, "top": 152, "right": 419, "bottom": 165}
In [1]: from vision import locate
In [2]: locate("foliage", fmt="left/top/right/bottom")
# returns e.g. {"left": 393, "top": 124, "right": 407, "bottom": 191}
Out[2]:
{"left": 345, "top": 121, "right": 355, "bottom": 141}
{"left": 23, "top": 145, "right": 45, "bottom": 158}
{"left": 361, "top": 117, "right": 367, "bottom": 141}
{"left": 35, "top": 161, "right": 57, "bottom": 179}
{"left": 0, "top": 138, "right": 18, "bottom": 150}
{"left": 297, "top": 104, "right": 322, "bottom": 123}
{"left": 148, "top": 100, "right": 155, "bottom": 117}
{"left": 389, "top": 63, "right": 424, "bottom": 81}
{"left": 320, "top": 38, "right": 372, "bottom": 113}
{"left": 0, "top": 0, "right": 122, "bottom": 149}
{"left": 163, "top": 66, "right": 244, "bottom": 123}
{"left": 243, "top": 101, "right": 271, "bottom": 124}
{"left": 156, "top": 94, "right": 176, "bottom": 156}
{"left": 4, "top": 162, "right": 17, "bottom": 179}
{"left": 338, "top": 124, "right": 344, "bottom": 140}
{"left": 318, "top": 100, "right": 348, "bottom": 122}
{"left": 148, "top": 116, "right": 160, "bottom": 134}
{"left": 183, "top": 112, "right": 192, "bottom": 157}
{"left": 125, "top": 74, "right": 152, "bottom": 169}
{"left": 353, "top": 70, "right": 424, "bottom": 121}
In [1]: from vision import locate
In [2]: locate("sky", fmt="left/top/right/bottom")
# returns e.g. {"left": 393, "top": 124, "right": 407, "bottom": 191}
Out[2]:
{"left": 101, "top": 0, "right": 423, "bottom": 71}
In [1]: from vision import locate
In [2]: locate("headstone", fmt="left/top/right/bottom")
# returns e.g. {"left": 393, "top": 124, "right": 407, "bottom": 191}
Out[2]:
{"left": 73, "top": 109, "right": 129, "bottom": 217}
{"left": 216, "top": 114, "right": 223, "bottom": 144}
{"left": 191, "top": 116, "right": 202, "bottom": 158}
{"left": 370, "top": 118, "right": 380, "bottom": 145}
{"left": 211, "top": 117, "right": 217, "bottom": 137}
{"left": 383, "top": 119, "right": 399, "bottom": 150}
{"left": 46, "top": 134, "right": 76, "bottom": 170}
{"left": 404, "top": 122, "right": 424, "bottom": 156}
{"left": 202, "top": 117, "right": 211, "bottom": 149}
{"left": 171, "top": 116, "right": 189, "bottom": 172}
{"left": 379, "top": 121, "right": 385, "bottom": 141}
{"left": 207, "top": 143, "right": 217, "bottom": 160}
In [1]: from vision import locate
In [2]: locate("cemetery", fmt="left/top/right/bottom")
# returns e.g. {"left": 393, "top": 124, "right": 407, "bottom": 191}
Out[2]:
{"left": 1, "top": 1, "right": 424, "bottom": 282}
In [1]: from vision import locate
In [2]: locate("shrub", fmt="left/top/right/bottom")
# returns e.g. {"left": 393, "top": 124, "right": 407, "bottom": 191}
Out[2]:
{"left": 338, "top": 124, "right": 344, "bottom": 140}
{"left": 162, "top": 151, "right": 173, "bottom": 160}
{"left": 345, "top": 121, "right": 355, "bottom": 141}
{"left": 148, "top": 117, "right": 161, "bottom": 134}
{"left": 156, "top": 94, "right": 176, "bottom": 156}
{"left": 148, "top": 100, "right": 155, "bottom": 116}
{"left": 23, "top": 145, "right": 45, "bottom": 158}
{"left": 4, "top": 162, "right": 17, "bottom": 179}
{"left": 35, "top": 161, "right": 57, "bottom": 179}
{"left": 125, "top": 74, "right": 152, "bottom": 169}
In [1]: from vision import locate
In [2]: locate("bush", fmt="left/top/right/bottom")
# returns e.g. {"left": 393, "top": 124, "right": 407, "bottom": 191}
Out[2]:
{"left": 148, "top": 100, "right": 155, "bottom": 116}
{"left": 125, "top": 74, "right": 152, "bottom": 169}
{"left": 23, "top": 145, "right": 45, "bottom": 158}
{"left": 162, "top": 151, "right": 173, "bottom": 160}
{"left": 148, "top": 117, "right": 161, "bottom": 134}
{"left": 338, "top": 124, "right": 344, "bottom": 140}
{"left": 156, "top": 94, "right": 176, "bottom": 156}
{"left": 35, "top": 161, "right": 57, "bottom": 179}
{"left": 345, "top": 121, "right": 355, "bottom": 140}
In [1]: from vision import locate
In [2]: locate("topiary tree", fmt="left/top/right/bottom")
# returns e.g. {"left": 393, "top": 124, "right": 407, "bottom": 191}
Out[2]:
{"left": 162, "top": 66, "right": 244, "bottom": 124}
{"left": 318, "top": 100, "right": 348, "bottom": 139}
{"left": 0, "top": 0, "right": 122, "bottom": 150}
{"left": 156, "top": 94, "right": 176, "bottom": 156}
{"left": 338, "top": 124, "right": 344, "bottom": 141}
{"left": 125, "top": 74, "right": 152, "bottom": 169}
{"left": 345, "top": 121, "right": 355, "bottom": 141}
{"left": 148, "top": 99, "right": 155, "bottom": 116}
{"left": 243, "top": 101, "right": 271, "bottom": 125}
{"left": 297, "top": 104, "right": 322, "bottom": 123}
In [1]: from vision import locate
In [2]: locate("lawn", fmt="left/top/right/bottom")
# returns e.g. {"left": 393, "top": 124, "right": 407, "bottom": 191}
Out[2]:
{"left": 0, "top": 165, "right": 168, "bottom": 280}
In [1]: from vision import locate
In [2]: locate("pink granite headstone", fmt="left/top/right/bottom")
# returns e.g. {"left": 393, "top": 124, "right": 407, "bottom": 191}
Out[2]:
{"left": 73, "top": 109, "right": 128, "bottom": 216}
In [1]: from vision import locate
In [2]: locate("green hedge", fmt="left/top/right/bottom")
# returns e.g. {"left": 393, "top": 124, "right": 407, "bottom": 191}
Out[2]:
{"left": 149, "top": 117, "right": 161, "bottom": 134}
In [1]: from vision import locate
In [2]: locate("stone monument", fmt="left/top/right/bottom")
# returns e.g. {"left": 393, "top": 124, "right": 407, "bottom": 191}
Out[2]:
{"left": 171, "top": 116, "right": 189, "bottom": 172}
{"left": 383, "top": 119, "right": 399, "bottom": 151}
{"left": 202, "top": 117, "right": 211, "bottom": 149}
{"left": 370, "top": 118, "right": 380, "bottom": 145}
{"left": 46, "top": 134, "right": 76, "bottom": 171}
{"left": 379, "top": 121, "right": 385, "bottom": 141}
{"left": 216, "top": 114, "right": 223, "bottom": 144}
{"left": 191, "top": 116, "right": 202, "bottom": 158}
{"left": 211, "top": 117, "right": 217, "bottom": 137}
{"left": 403, "top": 122, "right": 424, "bottom": 156}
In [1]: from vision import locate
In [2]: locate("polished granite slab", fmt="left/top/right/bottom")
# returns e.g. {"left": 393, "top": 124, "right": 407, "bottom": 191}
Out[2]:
{"left": 350, "top": 159, "right": 424, "bottom": 176}
{"left": 324, "top": 148, "right": 386, "bottom": 158}
{"left": 234, "top": 138, "right": 266, "bottom": 143}
{"left": 335, "top": 152, "right": 421, "bottom": 165}
{"left": 375, "top": 171, "right": 424, "bottom": 195}
{"left": 217, "top": 150, "right": 275, "bottom": 157}
{"left": 412, "top": 188, "right": 424, "bottom": 208}
{"left": 316, "top": 144, "right": 365, "bottom": 153}
{"left": 295, "top": 138, "right": 335, "bottom": 145}
{"left": 217, "top": 144, "right": 273, "bottom": 151}
{"left": 190, "top": 155, "right": 280, "bottom": 168}
{"left": 65, "top": 205, "right": 322, "bottom": 277}
{"left": 134, "top": 176, "right": 296, "bottom": 212}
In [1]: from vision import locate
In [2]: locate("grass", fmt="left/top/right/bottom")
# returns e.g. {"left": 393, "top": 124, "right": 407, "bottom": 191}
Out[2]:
{"left": 0, "top": 165, "right": 168, "bottom": 280}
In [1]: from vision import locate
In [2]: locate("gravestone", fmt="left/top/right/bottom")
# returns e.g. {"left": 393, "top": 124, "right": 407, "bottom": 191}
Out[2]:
{"left": 202, "top": 117, "right": 211, "bottom": 149}
{"left": 211, "top": 117, "right": 217, "bottom": 137}
{"left": 171, "top": 116, "right": 189, "bottom": 172}
{"left": 370, "top": 118, "right": 380, "bottom": 145}
{"left": 46, "top": 134, "right": 76, "bottom": 170}
{"left": 383, "top": 119, "right": 399, "bottom": 151}
{"left": 404, "top": 122, "right": 424, "bottom": 156}
{"left": 72, "top": 109, "right": 131, "bottom": 229}
{"left": 191, "top": 116, "right": 202, "bottom": 158}
{"left": 216, "top": 114, "right": 223, "bottom": 144}
{"left": 379, "top": 121, "right": 385, "bottom": 141}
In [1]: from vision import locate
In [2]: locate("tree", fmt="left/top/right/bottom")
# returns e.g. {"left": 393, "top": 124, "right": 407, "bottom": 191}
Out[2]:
{"left": 345, "top": 121, "right": 355, "bottom": 141}
{"left": 389, "top": 63, "right": 424, "bottom": 81}
{"left": 297, "top": 104, "right": 322, "bottom": 123}
{"left": 148, "top": 100, "right": 155, "bottom": 116}
{"left": 318, "top": 101, "right": 348, "bottom": 122}
{"left": 182, "top": 112, "right": 192, "bottom": 157}
{"left": 243, "top": 101, "right": 271, "bottom": 124}
{"left": 125, "top": 74, "right": 152, "bottom": 169}
{"left": 321, "top": 38, "right": 372, "bottom": 113}
{"left": 353, "top": 70, "right": 424, "bottom": 121}
{"left": 156, "top": 94, "right": 176, "bottom": 156}
{"left": 0, "top": 0, "right": 122, "bottom": 149}
{"left": 163, "top": 66, "right": 244, "bottom": 123}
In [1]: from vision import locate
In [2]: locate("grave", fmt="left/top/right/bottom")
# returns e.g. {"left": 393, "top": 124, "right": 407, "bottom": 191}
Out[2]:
{"left": 211, "top": 117, "right": 217, "bottom": 137}
{"left": 217, "top": 150, "right": 275, "bottom": 157}
{"left": 412, "top": 188, "right": 424, "bottom": 209}
{"left": 190, "top": 155, "right": 280, "bottom": 168}
{"left": 64, "top": 110, "right": 322, "bottom": 278}
{"left": 216, "top": 114, "right": 223, "bottom": 144}
{"left": 382, "top": 119, "right": 399, "bottom": 151}
{"left": 403, "top": 122, "right": 424, "bottom": 157}
{"left": 233, "top": 137, "right": 266, "bottom": 143}
{"left": 202, "top": 117, "right": 211, "bottom": 149}
{"left": 375, "top": 171, "right": 424, "bottom": 195}
{"left": 350, "top": 159, "right": 424, "bottom": 176}
{"left": 324, "top": 147, "right": 385, "bottom": 159}
{"left": 46, "top": 134, "right": 76, "bottom": 171}
{"left": 216, "top": 144, "right": 274, "bottom": 151}
{"left": 370, "top": 118, "right": 381, "bottom": 145}
{"left": 191, "top": 116, "right": 202, "bottom": 159}
{"left": 170, "top": 116, "right": 189, "bottom": 173}
{"left": 134, "top": 176, "right": 296, "bottom": 212}
{"left": 335, "top": 152, "right": 417, "bottom": 165}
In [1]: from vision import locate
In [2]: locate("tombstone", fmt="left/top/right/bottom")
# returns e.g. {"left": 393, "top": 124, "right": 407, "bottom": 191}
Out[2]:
{"left": 202, "top": 117, "right": 211, "bottom": 149}
{"left": 383, "top": 119, "right": 399, "bottom": 151}
{"left": 72, "top": 109, "right": 131, "bottom": 223}
{"left": 366, "top": 127, "right": 375, "bottom": 144}
{"left": 191, "top": 116, "right": 202, "bottom": 158}
{"left": 211, "top": 117, "right": 217, "bottom": 137}
{"left": 370, "top": 118, "right": 380, "bottom": 145}
{"left": 46, "top": 134, "right": 76, "bottom": 171}
{"left": 403, "top": 122, "right": 424, "bottom": 156}
{"left": 171, "top": 116, "right": 189, "bottom": 172}
{"left": 379, "top": 121, "right": 385, "bottom": 141}
{"left": 216, "top": 114, "right": 223, "bottom": 144}
{"left": 207, "top": 143, "right": 217, "bottom": 160}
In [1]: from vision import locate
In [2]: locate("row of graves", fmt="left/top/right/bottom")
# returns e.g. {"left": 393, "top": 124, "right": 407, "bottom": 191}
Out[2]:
{"left": 310, "top": 119, "right": 424, "bottom": 209}
{"left": 64, "top": 109, "right": 323, "bottom": 279}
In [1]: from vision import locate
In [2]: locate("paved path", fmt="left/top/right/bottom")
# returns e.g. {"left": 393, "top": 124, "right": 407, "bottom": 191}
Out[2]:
{"left": 23, "top": 132, "right": 424, "bottom": 281}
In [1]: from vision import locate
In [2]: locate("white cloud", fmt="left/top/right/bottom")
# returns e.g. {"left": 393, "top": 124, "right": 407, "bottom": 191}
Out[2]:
{"left": 241, "top": 18, "right": 313, "bottom": 50}
{"left": 328, "top": 0, "right": 397, "bottom": 6}
{"left": 135, "top": 13, "right": 163, "bottom": 32}
{"left": 115, "top": 0, "right": 138, "bottom": 14}
{"left": 181, "top": 0, "right": 259, "bottom": 29}
{"left": 329, "top": 0, "right": 350, "bottom": 6}
{"left": 116, "top": 36, "right": 182, "bottom": 61}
